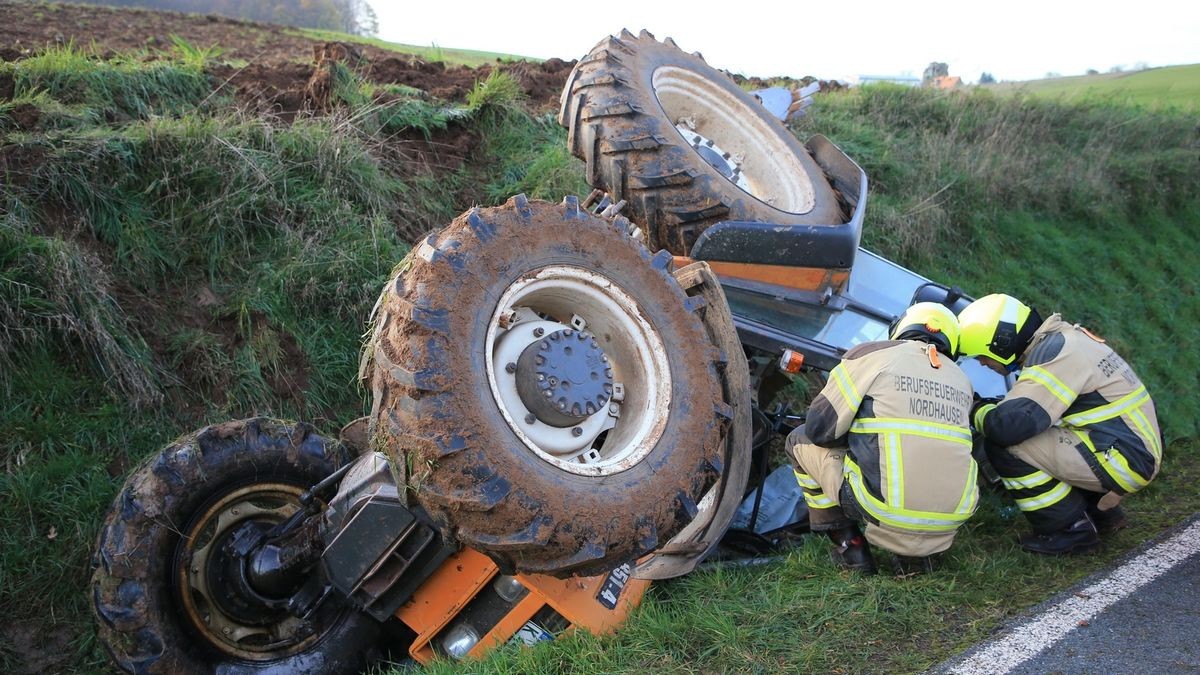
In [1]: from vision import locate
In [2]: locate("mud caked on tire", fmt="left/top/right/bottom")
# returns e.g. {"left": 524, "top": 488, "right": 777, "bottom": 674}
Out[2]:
{"left": 365, "top": 195, "right": 731, "bottom": 577}
{"left": 91, "top": 418, "right": 376, "bottom": 674}
{"left": 559, "top": 29, "right": 844, "bottom": 255}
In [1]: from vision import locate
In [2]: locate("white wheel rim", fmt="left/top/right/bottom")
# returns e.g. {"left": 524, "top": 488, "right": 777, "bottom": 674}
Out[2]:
{"left": 652, "top": 65, "right": 817, "bottom": 214}
{"left": 485, "top": 266, "right": 671, "bottom": 476}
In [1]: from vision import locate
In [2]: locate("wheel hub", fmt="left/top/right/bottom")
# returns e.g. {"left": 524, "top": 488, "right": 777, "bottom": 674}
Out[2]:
{"left": 676, "top": 126, "right": 749, "bottom": 191}
{"left": 485, "top": 265, "right": 672, "bottom": 476}
{"left": 205, "top": 521, "right": 289, "bottom": 626}
{"left": 515, "top": 328, "right": 614, "bottom": 427}
{"left": 177, "top": 483, "right": 320, "bottom": 660}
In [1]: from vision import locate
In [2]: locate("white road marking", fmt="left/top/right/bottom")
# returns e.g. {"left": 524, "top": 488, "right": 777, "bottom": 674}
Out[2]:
{"left": 942, "top": 518, "right": 1200, "bottom": 675}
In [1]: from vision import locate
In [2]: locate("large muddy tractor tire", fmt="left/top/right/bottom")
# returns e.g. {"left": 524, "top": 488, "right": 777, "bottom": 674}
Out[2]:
{"left": 559, "top": 29, "right": 844, "bottom": 255}
{"left": 91, "top": 418, "right": 377, "bottom": 674}
{"left": 365, "top": 195, "right": 730, "bottom": 577}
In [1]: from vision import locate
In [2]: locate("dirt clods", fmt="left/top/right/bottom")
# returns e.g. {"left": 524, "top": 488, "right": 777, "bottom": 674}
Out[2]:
{"left": 0, "top": 1, "right": 577, "bottom": 110}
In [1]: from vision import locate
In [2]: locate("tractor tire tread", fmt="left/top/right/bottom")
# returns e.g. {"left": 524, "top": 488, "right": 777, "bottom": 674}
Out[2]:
{"left": 560, "top": 31, "right": 842, "bottom": 254}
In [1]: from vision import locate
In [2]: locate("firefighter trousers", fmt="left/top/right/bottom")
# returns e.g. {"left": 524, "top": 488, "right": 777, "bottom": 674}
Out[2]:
{"left": 985, "top": 426, "right": 1133, "bottom": 533}
{"left": 787, "top": 429, "right": 957, "bottom": 556}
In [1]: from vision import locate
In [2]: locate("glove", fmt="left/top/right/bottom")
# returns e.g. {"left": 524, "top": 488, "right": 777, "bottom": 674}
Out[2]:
{"left": 970, "top": 395, "right": 1001, "bottom": 431}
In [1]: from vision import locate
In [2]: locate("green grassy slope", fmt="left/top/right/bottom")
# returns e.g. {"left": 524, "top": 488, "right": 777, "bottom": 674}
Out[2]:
{"left": 802, "top": 84, "right": 1199, "bottom": 439}
{"left": 985, "top": 63, "right": 1200, "bottom": 111}
{"left": 1, "top": 43, "right": 1198, "bottom": 674}
{"left": 295, "top": 28, "right": 536, "bottom": 67}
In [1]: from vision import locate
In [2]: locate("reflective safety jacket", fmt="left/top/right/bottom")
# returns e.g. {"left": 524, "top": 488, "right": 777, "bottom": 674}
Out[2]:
{"left": 806, "top": 340, "right": 979, "bottom": 554}
{"left": 973, "top": 315, "right": 1162, "bottom": 494}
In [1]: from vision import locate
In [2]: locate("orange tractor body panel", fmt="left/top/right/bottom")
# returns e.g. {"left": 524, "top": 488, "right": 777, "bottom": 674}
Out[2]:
{"left": 396, "top": 548, "right": 650, "bottom": 664}
{"left": 673, "top": 256, "right": 850, "bottom": 293}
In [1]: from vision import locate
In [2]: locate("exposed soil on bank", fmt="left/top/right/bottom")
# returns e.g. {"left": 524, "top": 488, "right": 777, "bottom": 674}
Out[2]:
{"left": 0, "top": 1, "right": 576, "bottom": 109}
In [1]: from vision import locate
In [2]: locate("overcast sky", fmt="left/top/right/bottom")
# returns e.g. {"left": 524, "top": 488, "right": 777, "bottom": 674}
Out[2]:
{"left": 368, "top": 0, "right": 1200, "bottom": 83}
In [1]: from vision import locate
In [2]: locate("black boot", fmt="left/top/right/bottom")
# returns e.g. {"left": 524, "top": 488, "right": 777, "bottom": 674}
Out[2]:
{"left": 827, "top": 525, "right": 877, "bottom": 575}
{"left": 1019, "top": 515, "right": 1100, "bottom": 555}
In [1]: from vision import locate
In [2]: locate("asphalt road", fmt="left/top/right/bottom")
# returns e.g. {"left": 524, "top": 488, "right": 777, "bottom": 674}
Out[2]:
{"left": 932, "top": 515, "right": 1200, "bottom": 674}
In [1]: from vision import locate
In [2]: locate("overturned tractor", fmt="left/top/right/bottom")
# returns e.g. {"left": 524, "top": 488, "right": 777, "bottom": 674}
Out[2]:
{"left": 91, "top": 30, "right": 992, "bottom": 672}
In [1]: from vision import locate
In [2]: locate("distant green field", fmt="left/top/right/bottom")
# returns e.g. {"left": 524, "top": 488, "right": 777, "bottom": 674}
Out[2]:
{"left": 985, "top": 63, "right": 1200, "bottom": 111}
{"left": 294, "top": 28, "right": 537, "bottom": 67}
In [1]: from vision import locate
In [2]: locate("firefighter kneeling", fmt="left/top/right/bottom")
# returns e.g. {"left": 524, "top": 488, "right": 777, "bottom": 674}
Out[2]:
{"left": 957, "top": 294, "right": 1163, "bottom": 555}
{"left": 789, "top": 303, "right": 980, "bottom": 575}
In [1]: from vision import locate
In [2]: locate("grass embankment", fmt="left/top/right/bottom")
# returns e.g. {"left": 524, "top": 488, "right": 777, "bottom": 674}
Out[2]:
{"left": 803, "top": 84, "right": 1199, "bottom": 439}
{"left": 1, "top": 45, "right": 1197, "bottom": 673}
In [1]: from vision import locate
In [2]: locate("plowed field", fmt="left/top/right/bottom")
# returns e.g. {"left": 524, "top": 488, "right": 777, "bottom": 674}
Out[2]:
{"left": 0, "top": 0, "right": 575, "bottom": 108}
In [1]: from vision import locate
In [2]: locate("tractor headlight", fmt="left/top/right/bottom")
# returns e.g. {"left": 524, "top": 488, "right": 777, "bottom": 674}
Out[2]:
{"left": 439, "top": 619, "right": 480, "bottom": 658}
{"left": 439, "top": 623, "right": 481, "bottom": 660}
{"left": 492, "top": 575, "right": 529, "bottom": 603}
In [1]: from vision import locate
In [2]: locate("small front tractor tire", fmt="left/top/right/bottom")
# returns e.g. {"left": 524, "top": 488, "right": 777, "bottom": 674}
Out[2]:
{"left": 91, "top": 418, "right": 376, "bottom": 674}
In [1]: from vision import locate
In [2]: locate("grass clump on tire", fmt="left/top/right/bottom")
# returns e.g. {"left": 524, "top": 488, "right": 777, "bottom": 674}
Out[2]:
{"left": 364, "top": 194, "right": 731, "bottom": 577}
{"left": 559, "top": 29, "right": 843, "bottom": 255}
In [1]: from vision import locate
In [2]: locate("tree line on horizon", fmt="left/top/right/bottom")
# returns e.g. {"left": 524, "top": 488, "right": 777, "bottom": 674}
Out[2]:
{"left": 72, "top": 0, "right": 379, "bottom": 36}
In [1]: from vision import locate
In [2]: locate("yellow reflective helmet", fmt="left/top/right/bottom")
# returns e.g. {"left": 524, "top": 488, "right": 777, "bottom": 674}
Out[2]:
{"left": 956, "top": 293, "right": 1042, "bottom": 366}
{"left": 889, "top": 302, "right": 961, "bottom": 357}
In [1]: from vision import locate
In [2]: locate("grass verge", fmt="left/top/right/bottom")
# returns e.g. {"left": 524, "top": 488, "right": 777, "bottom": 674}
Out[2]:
{"left": 801, "top": 85, "right": 1200, "bottom": 437}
